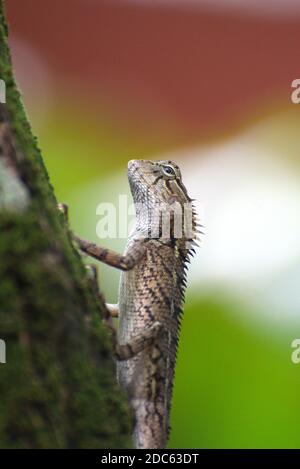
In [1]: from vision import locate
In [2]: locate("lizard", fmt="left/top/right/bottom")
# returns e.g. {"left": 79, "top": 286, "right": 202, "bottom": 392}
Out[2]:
{"left": 70, "top": 159, "right": 199, "bottom": 449}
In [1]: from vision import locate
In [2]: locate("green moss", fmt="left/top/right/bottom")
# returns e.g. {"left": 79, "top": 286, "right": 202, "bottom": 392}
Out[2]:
{"left": 0, "top": 1, "right": 132, "bottom": 448}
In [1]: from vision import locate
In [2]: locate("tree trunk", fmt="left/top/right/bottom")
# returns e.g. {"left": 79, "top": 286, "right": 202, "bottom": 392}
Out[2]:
{"left": 0, "top": 0, "right": 132, "bottom": 448}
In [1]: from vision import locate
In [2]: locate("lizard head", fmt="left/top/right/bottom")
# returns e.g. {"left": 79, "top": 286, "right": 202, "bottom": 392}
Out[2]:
{"left": 127, "top": 159, "right": 192, "bottom": 206}
{"left": 127, "top": 159, "right": 198, "bottom": 242}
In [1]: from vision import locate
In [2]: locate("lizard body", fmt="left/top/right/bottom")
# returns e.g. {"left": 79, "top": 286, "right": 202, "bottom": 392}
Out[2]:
{"left": 74, "top": 159, "right": 199, "bottom": 448}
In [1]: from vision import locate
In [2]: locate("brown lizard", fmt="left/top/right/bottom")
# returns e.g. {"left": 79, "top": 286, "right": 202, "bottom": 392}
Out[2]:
{"left": 71, "top": 159, "right": 199, "bottom": 449}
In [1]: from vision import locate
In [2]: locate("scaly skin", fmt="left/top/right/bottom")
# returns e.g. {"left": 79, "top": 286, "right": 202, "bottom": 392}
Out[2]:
{"left": 74, "top": 159, "right": 199, "bottom": 449}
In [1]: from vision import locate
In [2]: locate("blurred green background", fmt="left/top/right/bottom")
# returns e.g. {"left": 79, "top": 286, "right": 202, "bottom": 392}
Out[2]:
{"left": 6, "top": 0, "right": 300, "bottom": 448}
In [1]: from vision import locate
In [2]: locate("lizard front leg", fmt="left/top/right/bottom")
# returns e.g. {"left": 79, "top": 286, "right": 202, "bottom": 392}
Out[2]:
{"left": 58, "top": 203, "right": 146, "bottom": 271}
{"left": 74, "top": 235, "right": 147, "bottom": 271}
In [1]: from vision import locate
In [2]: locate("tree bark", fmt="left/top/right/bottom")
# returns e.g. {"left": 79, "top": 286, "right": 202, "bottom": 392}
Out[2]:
{"left": 0, "top": 0, "right": 132, "bottom": 448}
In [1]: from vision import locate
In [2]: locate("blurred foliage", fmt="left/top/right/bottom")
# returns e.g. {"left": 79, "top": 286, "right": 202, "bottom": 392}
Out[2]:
{"left": 170, "top": 296, "right": 300, "bottom": 448}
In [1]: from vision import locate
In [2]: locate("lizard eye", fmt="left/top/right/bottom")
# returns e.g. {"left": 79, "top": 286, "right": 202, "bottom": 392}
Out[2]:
{"left": 162, "top": 165, "right": 176, "bottom": 177}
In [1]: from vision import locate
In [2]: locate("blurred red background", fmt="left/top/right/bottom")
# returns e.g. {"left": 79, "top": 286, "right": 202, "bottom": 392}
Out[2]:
{"left": 6, "top": 0, "right": 299, "bottom": 142}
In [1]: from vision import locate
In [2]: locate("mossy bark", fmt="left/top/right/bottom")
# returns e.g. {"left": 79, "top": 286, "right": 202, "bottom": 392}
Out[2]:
{"left": 0, "top": 0, "right": 132, "bottom": 448}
